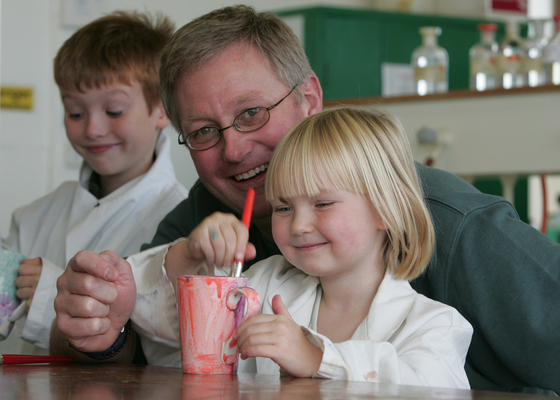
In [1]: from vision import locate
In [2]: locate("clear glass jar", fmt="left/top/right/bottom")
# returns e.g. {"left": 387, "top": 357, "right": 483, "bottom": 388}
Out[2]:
{"left": 470, "top": 23, "right": 499, "bottom": 91}
{"left": 497, "top": 19, "right": 527, "bottom": 89}
{"left": 543, "top": 15, "right": 560, "bottom": 85}
{"left": 523, "top": 19, "right": 548, "bottom": 87}
{"left": 412, "top": 26, "right": 449, "bottom": 96}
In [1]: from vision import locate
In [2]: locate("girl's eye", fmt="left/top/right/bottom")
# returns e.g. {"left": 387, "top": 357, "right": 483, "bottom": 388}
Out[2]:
{"left": 274, "top": 205, "right": 292, "bottom": 213}
{"left": 316, "top": 202, "right": 334, "bottom": 208}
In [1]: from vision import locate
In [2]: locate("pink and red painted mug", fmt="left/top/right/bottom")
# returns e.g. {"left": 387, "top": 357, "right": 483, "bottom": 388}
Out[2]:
{"left": 177, "top": 275, "right": 261, "bottom": 374}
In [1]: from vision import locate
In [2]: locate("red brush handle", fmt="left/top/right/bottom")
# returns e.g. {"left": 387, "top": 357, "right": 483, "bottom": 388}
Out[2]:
{"left": 0, "top": 354, "right": 73, "bottom": 364}
{"left": 231, "top": 188, "right": 255, "bottom": 277}
{"left": 241, "top": 188, "right": 255, "bottom": 229}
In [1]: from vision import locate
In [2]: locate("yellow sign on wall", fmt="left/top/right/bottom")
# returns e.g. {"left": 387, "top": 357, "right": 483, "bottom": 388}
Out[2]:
{"left": 1, "top": 86, "right": 34, "bottom": 110}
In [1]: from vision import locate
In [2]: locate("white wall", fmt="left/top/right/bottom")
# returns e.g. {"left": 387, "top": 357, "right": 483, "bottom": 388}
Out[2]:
{"left": 0, "top": 0, "right": 488, "bottom": 237}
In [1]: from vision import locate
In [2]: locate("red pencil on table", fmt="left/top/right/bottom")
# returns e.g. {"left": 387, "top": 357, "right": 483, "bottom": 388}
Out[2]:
{"left": 0, "top": 354, "right": 73, "bottom": 365}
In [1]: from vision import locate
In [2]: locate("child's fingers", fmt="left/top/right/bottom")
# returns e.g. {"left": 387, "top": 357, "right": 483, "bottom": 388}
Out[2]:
{"left": 271, "top": 295, "right": 292, "bottom": 318}
{"left": 188, "top": 212, "right": 250, "bottom": 268}
{"left": 15, "top": 274, "right": 39, "bottom": 290}
{"left": 16, "top": 287, "right": 34, "bottom": 302}
{"left": 239, "top": 342, "right": 279, "bottom": 360}
{"left": 21, "top": 257, "right": 42, "bottom": 265}
{"left": 235, "top": 321, "right": 282, "bottom": 360}
{"left": 217, "top": 223, "right": 239, "bottom": 268}
{"left": 244, "top": 243, "right": 257, "bottom": 262}
{"left": 18, "top": 262, "right": 42, "bottom": 276}
{"left": 233, "top": 314, "right": 278, "bottom": 340}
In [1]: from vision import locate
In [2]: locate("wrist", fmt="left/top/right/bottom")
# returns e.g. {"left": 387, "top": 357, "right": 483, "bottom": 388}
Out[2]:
{"left": 68, "top": 320, "right": 131, "bottom": 360}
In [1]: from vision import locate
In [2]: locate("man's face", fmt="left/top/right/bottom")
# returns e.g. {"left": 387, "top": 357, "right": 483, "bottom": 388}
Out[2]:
{"left": 174, "top": 42, "right": 321, "bottom": 218}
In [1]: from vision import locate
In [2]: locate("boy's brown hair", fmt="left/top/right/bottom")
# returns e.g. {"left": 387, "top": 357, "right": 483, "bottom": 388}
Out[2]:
{"left": 54, "top": 11, "right": 174, "bottom": 113}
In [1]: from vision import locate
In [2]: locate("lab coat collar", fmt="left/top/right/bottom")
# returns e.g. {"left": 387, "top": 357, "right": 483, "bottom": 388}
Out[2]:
{"left": 260, "top": 258, "right": 320, "bottom": 327}
{"left": 76, "top": 132, "right": 175, "bottom": 203}
{"left": 361, "top": 270, "right": 416, "bottom": 342}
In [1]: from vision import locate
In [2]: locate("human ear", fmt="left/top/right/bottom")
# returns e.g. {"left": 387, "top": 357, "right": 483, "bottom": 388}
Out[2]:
{"left": 154, "top": 100, "right": 171, "bottom": 129}
{"left": 300, "top": 74, "right": 323, "bottom": 117}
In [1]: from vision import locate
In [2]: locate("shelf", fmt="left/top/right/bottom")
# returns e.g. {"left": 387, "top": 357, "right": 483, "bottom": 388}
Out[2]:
{"left": 323, "top": 85, "right": 560, "bottom": 222}
{"left": 324, "top": 84, "right": 560, "bottom": 107}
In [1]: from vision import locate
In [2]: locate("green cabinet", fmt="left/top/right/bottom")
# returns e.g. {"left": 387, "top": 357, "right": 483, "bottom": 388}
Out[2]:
{"left": 277, "top": 6, "right": 530, "bottom": 223}
{"left": 277, "top": 6, "right": 504, "bottom": 100}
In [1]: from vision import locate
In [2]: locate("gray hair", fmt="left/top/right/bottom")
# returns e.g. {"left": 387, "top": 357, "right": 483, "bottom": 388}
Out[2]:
{"left": 160, "top": 5, "right": 313, "bottom": 134}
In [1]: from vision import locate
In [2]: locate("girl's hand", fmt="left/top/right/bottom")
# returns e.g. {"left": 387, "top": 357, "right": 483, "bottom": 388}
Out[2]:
{"left": 234, "top": 294, "right": 323, "bottom": 378}
{"left": 16, "top": 257, "right": 43, "bottom": 312}
{"left": 164, "top": 212, "right": 256, "bottom": 287}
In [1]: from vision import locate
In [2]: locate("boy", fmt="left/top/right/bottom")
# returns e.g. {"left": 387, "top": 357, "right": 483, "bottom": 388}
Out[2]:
{"left": 0, "top": 11, "right": 188, "bottom": 355}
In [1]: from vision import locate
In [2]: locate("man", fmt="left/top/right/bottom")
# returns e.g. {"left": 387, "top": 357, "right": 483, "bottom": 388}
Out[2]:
{"left": 51, "top": 5, "right": 559, "bottom": 395}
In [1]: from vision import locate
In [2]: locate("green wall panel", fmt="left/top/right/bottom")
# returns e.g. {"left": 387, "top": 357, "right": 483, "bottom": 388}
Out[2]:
{"left": 277, "top": 6, "right": 527, "bottom": 221}
{"left": 278, "top": 6, "right": 504, "bottom": 100}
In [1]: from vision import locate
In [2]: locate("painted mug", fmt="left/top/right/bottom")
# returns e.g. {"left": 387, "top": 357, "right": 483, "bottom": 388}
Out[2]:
{"left": 177, "top": 275, "right": 261, "bottom": 375}
{"left": 0, "top": 249, "right": 26, "bottom": 340}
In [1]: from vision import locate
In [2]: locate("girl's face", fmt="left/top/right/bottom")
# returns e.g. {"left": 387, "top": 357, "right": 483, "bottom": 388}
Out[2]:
{"left": 271, "top": 189, "right": 388, "bottom": 281}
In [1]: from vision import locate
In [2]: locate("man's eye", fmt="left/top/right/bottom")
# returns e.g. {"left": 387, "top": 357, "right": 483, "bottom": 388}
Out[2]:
{"left": 236, "top": 107, "right": 266, "bottom": 127}
{"left": 243, "top": 108, "right": 260, "bottom": 118}
{"left": 197, "top": 127, "right": 216, "bottom": 136}
{"left": 190, "top": 127, "right": 218, "bottom": 145}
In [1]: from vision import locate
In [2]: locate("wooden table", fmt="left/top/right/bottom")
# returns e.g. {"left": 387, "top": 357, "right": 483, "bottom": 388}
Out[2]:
{"left": 0, "top": 363, "right": 552, "bottom": 400}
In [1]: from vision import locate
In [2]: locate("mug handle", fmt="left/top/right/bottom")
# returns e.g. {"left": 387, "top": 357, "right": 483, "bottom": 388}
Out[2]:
{"left": 222, "top": 287, "right": 261, "bottom": 365}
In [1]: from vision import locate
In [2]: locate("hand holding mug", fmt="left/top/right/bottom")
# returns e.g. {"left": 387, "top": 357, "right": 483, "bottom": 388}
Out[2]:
{"left": 177, "top": 275, "right": 261, "bottom": 374}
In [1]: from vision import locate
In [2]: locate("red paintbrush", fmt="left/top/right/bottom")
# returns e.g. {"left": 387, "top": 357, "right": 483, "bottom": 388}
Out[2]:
{"left": 0, "top": 354, "right": 73, "bottom": 365}
{"left": 231, "top": 188, "right": 255, "bottom": 277}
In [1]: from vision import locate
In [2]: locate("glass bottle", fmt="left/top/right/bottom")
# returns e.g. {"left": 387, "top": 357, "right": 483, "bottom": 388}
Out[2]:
{"left": 412, "top": 26, "right": 449, "bottom": 96}
{"left": 543, "top": 15, "right": 560, "bottom": 85}
{"left": 469, "top": 23, "right": 499, "bottom": 91}
{"left": 523, "top": 19, "right": 548, "bottom": 87}
{"left": 497, "top": 19, "right": 527, "bottom": 89}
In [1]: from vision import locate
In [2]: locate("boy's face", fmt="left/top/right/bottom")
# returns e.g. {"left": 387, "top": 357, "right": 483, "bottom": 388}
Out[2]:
{"left": 60, "top": 80, "right": 169, "bottom": 194}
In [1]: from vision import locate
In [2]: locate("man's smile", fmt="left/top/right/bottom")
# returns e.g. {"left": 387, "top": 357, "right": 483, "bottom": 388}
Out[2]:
{"left": 234, "top": 163, "right": 268, "bottom": 181}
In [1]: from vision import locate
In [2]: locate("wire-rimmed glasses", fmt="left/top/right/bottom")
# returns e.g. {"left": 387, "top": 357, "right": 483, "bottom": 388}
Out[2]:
{"left": 179, "top": 84, "right": 298, "bottom": 151}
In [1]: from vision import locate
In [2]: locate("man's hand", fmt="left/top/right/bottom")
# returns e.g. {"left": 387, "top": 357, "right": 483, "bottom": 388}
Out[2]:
{"left": 53, "top": 250, "right": 136, "bottom": 353}
{"left": 16, "top": 257, "right": 42, "bottom": 312}
{"left": 165, "top": 212, "right": 257, "bottom": 288}
{"left": 234, "top": 295, "right": 323, "bottom": 378}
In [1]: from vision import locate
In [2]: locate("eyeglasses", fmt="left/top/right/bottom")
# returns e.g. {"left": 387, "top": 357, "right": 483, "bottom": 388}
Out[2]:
{"left": 179, "top": 84, "right": 298, "bottom": 151}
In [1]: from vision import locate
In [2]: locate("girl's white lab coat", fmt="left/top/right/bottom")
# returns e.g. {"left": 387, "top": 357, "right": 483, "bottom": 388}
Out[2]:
{"left": 129, "top": 247, "right": 472, "bottom": 389}
{"left": 1, "top": 133, "right": 188, "bottom": 354}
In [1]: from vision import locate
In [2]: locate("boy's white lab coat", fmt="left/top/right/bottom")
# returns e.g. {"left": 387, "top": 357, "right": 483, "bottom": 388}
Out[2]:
{"left": 130, "top": 247, "right": 472, "bottom": 389}
{"left": 1, "top": 133, "right": 188, "bottom": 354}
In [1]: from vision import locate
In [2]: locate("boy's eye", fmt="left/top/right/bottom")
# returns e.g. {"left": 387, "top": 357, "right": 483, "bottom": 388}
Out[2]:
{"left": 68, "top": 113, "right": 84, "bottom": 120}
{"left": 106, "top": 110, "right": 123, "bottom": 117}
{"left": 316, "top": 201, "right": 334, "bottom": 208}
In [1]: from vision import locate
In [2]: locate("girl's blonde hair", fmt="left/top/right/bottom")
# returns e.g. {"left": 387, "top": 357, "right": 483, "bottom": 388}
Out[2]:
{"left": 265, "top": 107, "right": 434, "bottom": 280}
